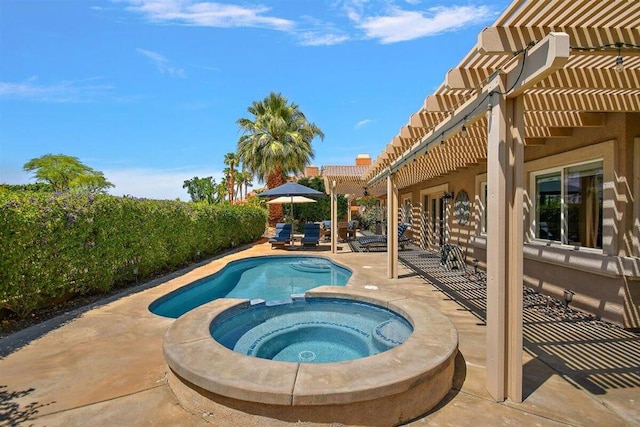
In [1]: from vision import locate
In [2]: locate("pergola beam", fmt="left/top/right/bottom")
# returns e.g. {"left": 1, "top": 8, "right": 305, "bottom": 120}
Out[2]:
{"left": 505, "top": 32, "right": 570, "bottom": 98}
{"left": 447, "top": 66, "right": 640, "bottom": 91}
{"left": 525, "top": 126, "right": 573, "bottom": 138}
{"left": 368, "top": 32, "right": 570, "bottom": 184}
{"left": 478, "top": 25, "right": 640, "bottom": 55}
{"left": 426, "top": 90, "right": 640, "bottom": 114}
{"left": 537, "top": 67, "right": 640, "bottom": 91}
{"left": 525, "top": 91, "right": 640, "bottom": 111}
{"left": 446, "top": 67, "right": 495, "bottom": 90}
{"left": 524, "top": 111, "right": 606, "bottom": 127}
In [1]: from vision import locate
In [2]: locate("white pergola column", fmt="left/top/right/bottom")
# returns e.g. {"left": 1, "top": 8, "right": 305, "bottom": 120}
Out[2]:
{"left": 634, "top": 137, "right": 640, "bottom": 258}
{"left": 485, "top": 81, "right": 524, "bottom": 403}
{"left": 331, "top": 180, "right": 337, "bottom": 254}
{"left": 387, "top": 171, "right": 399, "bottom": 279}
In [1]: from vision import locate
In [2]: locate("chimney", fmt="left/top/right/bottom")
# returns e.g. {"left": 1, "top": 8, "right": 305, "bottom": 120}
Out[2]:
{"left": 305, "top": 165, "right": 319, "bottom": 177}
{"left": 355, "top": 154, "right": 371, "bottom": 166}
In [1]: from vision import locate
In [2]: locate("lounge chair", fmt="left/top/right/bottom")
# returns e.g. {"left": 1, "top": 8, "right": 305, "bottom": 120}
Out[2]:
{"left": 269, "top": 223, "right": 292, "bottom": 249}
{"left": 301, "top": 223, "right": 321, "bottom": 246}
{"left": 357, "top": 224, "right": 412, "bottom": 251}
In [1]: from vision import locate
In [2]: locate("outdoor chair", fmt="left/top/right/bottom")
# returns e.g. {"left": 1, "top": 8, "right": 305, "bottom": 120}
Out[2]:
{"left": 347, "top": 220, "right": 359, "bottom": 240}
{"left": 439, "top": 243, "right": 466, "bottom": 270}
{"left": 338, "top": 221, "right": 350, "bottom": 242}
{"left": 301, "top": 223, "right": 321, "bottom": 247}
{"left": 357, "top": 224, "right": 412, "bottom": 251}
{"left": 269, "top": 223, "right": 292, "bottom": 249}
{"left": 321, "top": 220, "right": 331, "bottom": 241}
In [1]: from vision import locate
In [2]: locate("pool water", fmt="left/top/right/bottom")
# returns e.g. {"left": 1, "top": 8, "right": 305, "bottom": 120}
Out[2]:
{"left": 211, "top": 298, "right": 413, "bottom": 363}
{"left": 149, "top": 256, "right": 351, "bottom": 318}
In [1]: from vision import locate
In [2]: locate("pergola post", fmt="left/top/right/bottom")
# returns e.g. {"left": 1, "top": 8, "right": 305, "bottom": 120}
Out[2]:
{"left": 358, "top": 30, "right": 569, "bottom": 405}
{"left": 331, "top": 180, "right": 337, "bottom": 254}
{"left": 387, "top": 171, "right": 399, "bottom": 279}
{"left": 486, "top": 81, "right": 524, "bottom": 403}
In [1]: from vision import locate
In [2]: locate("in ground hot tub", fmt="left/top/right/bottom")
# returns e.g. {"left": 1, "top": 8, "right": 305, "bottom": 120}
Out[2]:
{"left": 212, "top": 297, "right": 413, "bottom": 363}
{"left": 163, "top": 287, "right": 459, "bottom": 426}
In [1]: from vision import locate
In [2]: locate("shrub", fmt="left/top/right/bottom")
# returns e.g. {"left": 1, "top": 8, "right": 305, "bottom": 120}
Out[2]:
{"left": 0, "top": 191, "right": 266, "bottom": 317}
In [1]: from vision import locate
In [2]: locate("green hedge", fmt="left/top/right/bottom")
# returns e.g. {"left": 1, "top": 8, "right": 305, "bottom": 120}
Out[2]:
{"left": 0, "top": 191, "right": 267, "bottom": 317}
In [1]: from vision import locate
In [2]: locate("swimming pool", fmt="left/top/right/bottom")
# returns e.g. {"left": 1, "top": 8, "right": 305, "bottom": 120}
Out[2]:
{"left": 149, "top": 256, "right": 351, "bottom": 318}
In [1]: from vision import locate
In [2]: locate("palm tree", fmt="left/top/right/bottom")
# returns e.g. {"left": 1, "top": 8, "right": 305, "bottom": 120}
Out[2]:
{"left": 241, "top": 168, "right": 254, "bottom": 200}
{"left": 237, "top": 92, "right": 324, "bottom": 223}
{"left": 216, "top": 177, "right": 228, "bottom": 203}
{"left": 223, "top": 152, "right": 238, "bottom": 204}
{"left": 234, "top": 170, "right": 245, "bottom": 201}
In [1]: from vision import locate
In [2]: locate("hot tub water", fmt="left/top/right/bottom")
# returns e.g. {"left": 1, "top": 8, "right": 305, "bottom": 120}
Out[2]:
{"left": 211, "top": 297, "right": 413, "bottom": 363}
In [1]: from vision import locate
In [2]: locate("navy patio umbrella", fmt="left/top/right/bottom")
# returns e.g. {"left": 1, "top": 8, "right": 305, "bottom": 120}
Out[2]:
{"left": 259, "top": 182, "right": 324, "bottom": 220}
{"left": 258, "top": 181, "right": 324, "bottom": 198}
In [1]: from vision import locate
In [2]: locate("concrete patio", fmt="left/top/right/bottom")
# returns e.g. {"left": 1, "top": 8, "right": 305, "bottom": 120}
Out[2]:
{"left": 1, "top": 239, "right": 638, "bottom": 426}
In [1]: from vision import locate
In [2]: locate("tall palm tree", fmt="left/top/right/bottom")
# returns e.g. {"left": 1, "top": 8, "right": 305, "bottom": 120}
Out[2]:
{"left": 237, "top": 92, "right": 324, "bottom": 223}
{"left": 216, "top": 177, "right": 228, "bottom": 203}
{"left": 234, "top": 170, "right": 245, "bottom": 201}
{"left": 241, "top": 168, "right": 254, "bottom": 200}
{"left": 223, "top": 152, "right": 238, "bottom": 204}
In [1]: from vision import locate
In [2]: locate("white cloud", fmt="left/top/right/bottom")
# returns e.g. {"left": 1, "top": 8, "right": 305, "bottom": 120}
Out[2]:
{"left": 117, "top": 1, "right": 494, "bottom": 47}
{"left": 0, "top": 77, "right": 114, "bottom": 102}
{"left": 355, "top": 119, "right": 372, "bottom": 129}
{"left": 298, "top": 31, "right": 350, "bottom": 46}
{"left": 349, "top": 4, "right": 494, "bottom": 43}
{"left": 136, "top": 48, "right": 186, "bottom": 78}
{"left": 105, "top": 166, "right": 224, "bottom": 201}
{"left": 121, "top": 0, "right": 294, "bottom": 30}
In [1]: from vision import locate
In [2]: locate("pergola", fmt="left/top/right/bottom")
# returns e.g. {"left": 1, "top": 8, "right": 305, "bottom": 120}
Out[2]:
{"left": 322, "top": 165, "right": 386, "bottom": 254}
{"left": 323, "top": 0, "right": 640, "bottom": 404}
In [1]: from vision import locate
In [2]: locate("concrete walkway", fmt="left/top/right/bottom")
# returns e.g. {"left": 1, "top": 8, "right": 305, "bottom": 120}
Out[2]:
{"left": 1, "top": 240, "right": 638, "bottom": 426}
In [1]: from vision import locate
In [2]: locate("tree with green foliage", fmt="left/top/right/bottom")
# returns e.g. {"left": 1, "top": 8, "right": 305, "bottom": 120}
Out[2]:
{"left": 182, "top": 176, "right": 217, "bottom": 203}
{"left": 215, "top": 178, "right": 228, "bottom": 203}
{"left": 294, "top": 176, "right": 347, "bottom": 223}
{"left": 0, "top": 182, "right": 55, "bottom": 193}
{"left": 23, "top": 154, "right": 114, "bottom": 193}
{"left": 237, "top": 92, "right": 324, "bottom": 223}
{"left": 234, "top": 170, "right": 246, "bottom": 201}
{"left": 240, "top": 168, "right": 254, "bottom": 200}
{"left": 223, "top": 152, "right": 238, "bottom": 204}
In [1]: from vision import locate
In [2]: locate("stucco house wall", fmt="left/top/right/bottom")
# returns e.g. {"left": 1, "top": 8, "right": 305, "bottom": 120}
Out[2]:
{"left": 402, "top": 112, "right": 640, "bottom": 328}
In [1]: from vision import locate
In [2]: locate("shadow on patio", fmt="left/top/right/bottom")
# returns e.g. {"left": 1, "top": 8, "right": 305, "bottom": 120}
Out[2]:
{"left": 391, "top": 247, "right": 640, "bottom": 398}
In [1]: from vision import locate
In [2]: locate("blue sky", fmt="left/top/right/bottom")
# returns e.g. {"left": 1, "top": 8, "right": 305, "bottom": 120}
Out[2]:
{"left": 0, "top": 0, "right": 509, "bottom": 200}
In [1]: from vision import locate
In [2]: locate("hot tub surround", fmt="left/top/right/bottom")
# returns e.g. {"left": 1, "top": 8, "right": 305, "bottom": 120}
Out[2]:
{"left": 163, "top": 286, "right": 459, "bottom": 426}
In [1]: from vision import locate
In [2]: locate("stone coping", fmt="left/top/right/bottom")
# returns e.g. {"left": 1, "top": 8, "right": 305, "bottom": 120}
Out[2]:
{"left": 163, "top": 286, "right": 459, "bottom": 407}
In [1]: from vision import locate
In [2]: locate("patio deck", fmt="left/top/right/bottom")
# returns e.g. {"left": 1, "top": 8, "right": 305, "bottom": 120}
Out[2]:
{"left": 398, "top": 247, "right": 640, "bottom": 411}
{"left": 1, "top": 239, "right": 638, "bottom": 426}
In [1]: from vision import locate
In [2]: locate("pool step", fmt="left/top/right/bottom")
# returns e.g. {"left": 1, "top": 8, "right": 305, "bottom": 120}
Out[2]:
{"left": 373, "top": 319, "right": 413, "bottom": 350}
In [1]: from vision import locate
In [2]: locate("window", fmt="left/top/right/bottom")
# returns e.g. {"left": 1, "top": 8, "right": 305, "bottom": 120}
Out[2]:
{"left": 533, "top": 160, "right": 603, "bottom": 249}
